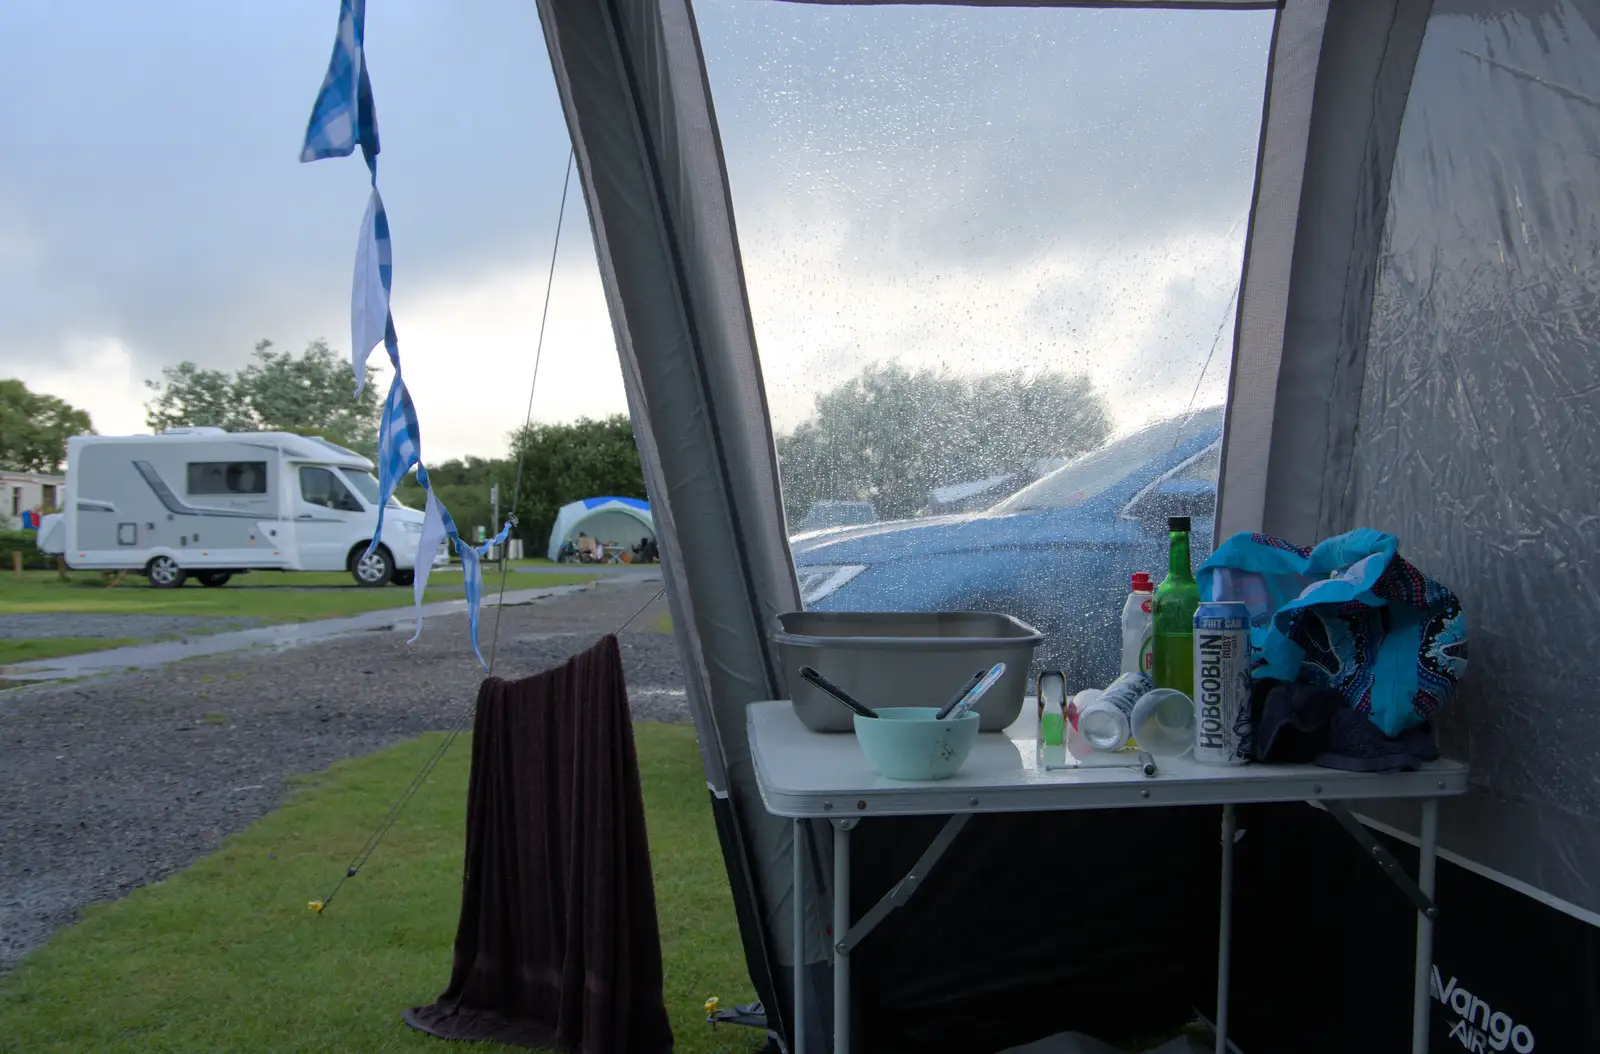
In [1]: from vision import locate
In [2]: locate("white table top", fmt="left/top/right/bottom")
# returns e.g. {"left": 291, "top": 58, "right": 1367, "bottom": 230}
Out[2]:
{"left": 747, "top": 700, "right": 1470, "bottom": 819}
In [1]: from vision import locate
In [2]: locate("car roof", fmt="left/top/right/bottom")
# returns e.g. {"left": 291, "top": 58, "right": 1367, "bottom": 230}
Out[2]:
{"left": 987, "top": 405, "right": 1224, "bottom": 512}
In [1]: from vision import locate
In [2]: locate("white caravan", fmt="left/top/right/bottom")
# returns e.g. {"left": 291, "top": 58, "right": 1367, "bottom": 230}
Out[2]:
{"left": 36, "top": 428, "right": 447, "bottom": 588}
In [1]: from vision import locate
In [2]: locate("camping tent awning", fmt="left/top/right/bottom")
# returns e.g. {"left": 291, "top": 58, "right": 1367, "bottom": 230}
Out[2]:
{"left": 546, "top": 497, "right": 654, "bottom": 561}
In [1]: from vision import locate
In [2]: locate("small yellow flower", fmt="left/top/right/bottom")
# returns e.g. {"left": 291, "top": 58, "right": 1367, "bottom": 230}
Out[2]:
{"left": 307, "top": 900, "right": 325, "bottom": 914}
{"left": 704, "top": 996, "right": 719, "bottom": 1016}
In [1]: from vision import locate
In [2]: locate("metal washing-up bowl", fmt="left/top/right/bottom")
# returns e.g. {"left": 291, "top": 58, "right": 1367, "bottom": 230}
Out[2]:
{"left": 772, "top": 610, "right": 1043, "bottom": 733}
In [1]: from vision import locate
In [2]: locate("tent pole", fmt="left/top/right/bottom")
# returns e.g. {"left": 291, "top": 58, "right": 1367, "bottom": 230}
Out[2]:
{"left": 1412, "top": 799, "right": 1440, "bottom": 1054}
{"left": 793, "top": 819, "right": 805, "bottom": 1054}
{"left": 1215, "top": 803, "right": 1236, "bottom": 1054}
{"left": 834, "top": 820, "right": 852, "bottom": 1054}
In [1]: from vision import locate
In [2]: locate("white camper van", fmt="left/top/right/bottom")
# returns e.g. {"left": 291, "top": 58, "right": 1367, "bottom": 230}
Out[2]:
{"left": 35, "top": 428, "right": 448, "bottom": 588}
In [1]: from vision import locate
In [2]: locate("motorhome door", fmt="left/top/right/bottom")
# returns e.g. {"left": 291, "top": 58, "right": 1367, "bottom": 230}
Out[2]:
{"left": 292, "top": 465, "right": 362, "bottom": 571}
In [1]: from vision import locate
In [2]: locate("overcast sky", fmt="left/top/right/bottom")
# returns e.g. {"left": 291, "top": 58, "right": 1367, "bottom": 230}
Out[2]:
{"left": 0, "top": 1, "right": 1273, "bottom": 461}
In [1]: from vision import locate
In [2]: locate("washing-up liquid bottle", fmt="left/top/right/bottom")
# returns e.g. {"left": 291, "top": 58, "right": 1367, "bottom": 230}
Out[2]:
{"left": 1120, "top": 572, "right": 1155, "bottom": 677}
{"left": 1152, "top": 516, "right": 1199, "bottom": 697}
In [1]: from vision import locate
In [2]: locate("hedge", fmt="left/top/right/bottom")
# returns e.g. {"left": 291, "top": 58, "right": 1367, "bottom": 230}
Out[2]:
{"left": 0, "top": 529, "right": 55, "bottom": 570}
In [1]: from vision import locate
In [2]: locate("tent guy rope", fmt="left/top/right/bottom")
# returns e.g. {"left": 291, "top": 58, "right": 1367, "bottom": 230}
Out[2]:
{"left": 486, "top": 148, "right": 575, "bottom": 675}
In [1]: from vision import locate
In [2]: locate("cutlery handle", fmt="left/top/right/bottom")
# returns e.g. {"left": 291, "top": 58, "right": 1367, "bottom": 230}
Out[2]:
{"left": 935, "top": 670, "right": 989, "bottom": 720}
{"left": 945, "top": 662, "right": 1007, "bottom": 720}
{"left": 799, "top": 666, "right": 878, "bottom": 720}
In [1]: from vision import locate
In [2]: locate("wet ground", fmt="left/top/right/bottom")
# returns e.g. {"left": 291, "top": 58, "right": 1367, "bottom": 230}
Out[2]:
{"left": 0, "top": 577, "right": 683, "bottom": 973}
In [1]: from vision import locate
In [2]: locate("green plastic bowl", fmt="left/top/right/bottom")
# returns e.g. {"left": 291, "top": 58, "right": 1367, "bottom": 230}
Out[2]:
{"left": 854, "top": 707, "right": 980, "bottom": 781}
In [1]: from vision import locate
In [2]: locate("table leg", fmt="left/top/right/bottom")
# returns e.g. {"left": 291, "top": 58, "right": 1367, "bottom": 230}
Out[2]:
{"left": 1412, "top": 799, "right": 1440, "bottom": 1054}
{"left": 793, "top": 819, "right": 806, "bottom": 1054}
{"left": 1216, "top": 803, "right": 1236, "bottom": 1054}
{"left": 834, "top": 820, "right": 852, "bottom": 1054}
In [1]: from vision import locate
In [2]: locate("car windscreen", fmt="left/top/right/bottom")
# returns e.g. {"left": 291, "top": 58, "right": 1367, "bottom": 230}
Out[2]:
{"left": 340, "top": 469, "right": 406, "bottom": 508}
{"left": 990, "top": 412, "right": 1217, "bottom": 513}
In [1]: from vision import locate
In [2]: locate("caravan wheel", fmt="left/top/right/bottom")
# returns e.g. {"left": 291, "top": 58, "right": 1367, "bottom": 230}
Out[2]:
{"left": 351, "top": 546, "right": 394, "bottom": 587}
{"left": 146, "top": 556, "right": 187, "bottom": 589}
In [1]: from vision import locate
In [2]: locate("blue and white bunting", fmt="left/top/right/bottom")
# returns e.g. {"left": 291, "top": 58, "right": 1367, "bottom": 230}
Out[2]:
{"left": 459, "top": 521, "right": 515, "bottom": 669}
{"left": 301, "top": 0, "right": 510, "bottom": 669}
{"left": 350, "top": 188, "right": 390, "bottom": 391}
{"left": 299, "top": 0, "right": 370, "bottom": 165}
{"left": 411, "top": 482, "right": 452, "bottom": 638}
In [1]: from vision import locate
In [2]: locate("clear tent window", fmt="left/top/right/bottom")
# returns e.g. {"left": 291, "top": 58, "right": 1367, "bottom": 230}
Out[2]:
{"left": 698, "top": 2, "right": 1273, "bottom": 685}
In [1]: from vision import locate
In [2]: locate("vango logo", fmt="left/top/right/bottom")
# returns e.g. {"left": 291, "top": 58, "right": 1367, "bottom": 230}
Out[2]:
{"left": 1432, "top": 966, "right": 1534, "bottom": 1052}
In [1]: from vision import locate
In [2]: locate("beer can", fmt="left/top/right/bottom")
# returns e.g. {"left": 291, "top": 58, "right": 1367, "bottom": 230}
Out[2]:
{"left": 1193, "top": 601, "right": 1252, "bottom": 765}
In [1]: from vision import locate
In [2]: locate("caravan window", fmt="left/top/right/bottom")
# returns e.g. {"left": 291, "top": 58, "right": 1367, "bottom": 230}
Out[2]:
{"left": 187, "top": 461, "right": 268, "bottom": 496}
{"left": 299, "top": 467, "right": 364, "bottom": 513}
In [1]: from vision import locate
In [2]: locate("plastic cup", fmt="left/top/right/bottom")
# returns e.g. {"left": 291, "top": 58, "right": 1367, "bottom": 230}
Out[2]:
{"left": 1129, "top": 688, "right": 1196, "bottom": 757}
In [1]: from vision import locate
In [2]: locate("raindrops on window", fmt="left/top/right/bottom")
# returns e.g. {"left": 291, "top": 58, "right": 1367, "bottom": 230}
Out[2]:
{"left": 698, "top": 2, "right": 1272, "bottom": 685}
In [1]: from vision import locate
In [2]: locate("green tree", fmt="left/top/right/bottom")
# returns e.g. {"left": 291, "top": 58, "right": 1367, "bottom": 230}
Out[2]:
{"left": 0, "top": 379, "right": 95, "bottom": 473}
{"left": 395, "top": 456, "right": 513, "bottom": 541}
{"left": 506, "top": 416, "right": 647, "bottom": 549}
{"left": 392, "top": 420, "right": 645, "bottom": 553}
{"left": 144, "top": 340, "right": 380, "bottom": 455}
{"left": 776, "top": 363, "right": 1111, "bottom": 522}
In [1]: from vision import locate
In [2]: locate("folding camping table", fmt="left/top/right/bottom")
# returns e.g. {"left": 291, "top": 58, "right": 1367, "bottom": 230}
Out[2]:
{"left": 747, "top": 701, "right": 1469, "bottom": 1054}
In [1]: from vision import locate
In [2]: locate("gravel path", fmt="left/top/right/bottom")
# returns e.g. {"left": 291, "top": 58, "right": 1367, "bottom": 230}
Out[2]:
{"left": 0, "top": 579, "right": 682, "bottom": 973}
{"left": 0, "top": 614, "right": 262, "bottom": 640}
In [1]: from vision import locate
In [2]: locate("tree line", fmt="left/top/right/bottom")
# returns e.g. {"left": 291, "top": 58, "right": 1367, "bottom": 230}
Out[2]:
{"left": 776, "top": 362, "right": 1110, "bottom": 523}
{"left": 0, "top": 379, "right": 93, "bottom": 474}
{"left": 392, "top": 417, "right": 647, "bottom": 550}
{"left": 5, "top": 338, "right": 1112, "bottom": 543}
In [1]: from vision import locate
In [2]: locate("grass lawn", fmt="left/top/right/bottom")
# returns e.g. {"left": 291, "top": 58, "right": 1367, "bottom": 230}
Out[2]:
{"left": 0, "top": 568, "right": 599, "bottom": 623}
{"left": 0, "top": 724, "right": 764, "bottom": 1054}
{"left": 0, "top": 636, "right": 145, "bottom": 666}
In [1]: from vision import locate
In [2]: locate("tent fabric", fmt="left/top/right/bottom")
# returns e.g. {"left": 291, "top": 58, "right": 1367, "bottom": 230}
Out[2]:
{"left": 1247, "top": 0, "right": 1434, "bottom": 546}
{"left": 403, "top": 636, "right": 673, "bottom": 1053}
{"left": 545, "top": 497, "right": 655, "bottom": 561}
{"left": 539, "top": 0, "right": 1600, "bottom": 1048}
{"left": 1341, "top": 0, "right": 1600, "bottom": 923}
{"left": 534, "top": 3, "right": 1298, "bottom": 1052}
{"left": 1248, "top": 0, "right": 1600, "bottom": 925}
{"left": 1215, "top": 0, "right": 1330, "bottom": 541}
{"left": 535, "top": 0, "right": 818, "bottom": 1046}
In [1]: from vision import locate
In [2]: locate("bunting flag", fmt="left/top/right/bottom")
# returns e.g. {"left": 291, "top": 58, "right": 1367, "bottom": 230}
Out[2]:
{"left": 301, "top": 0, "right": 510, "bottom": 669}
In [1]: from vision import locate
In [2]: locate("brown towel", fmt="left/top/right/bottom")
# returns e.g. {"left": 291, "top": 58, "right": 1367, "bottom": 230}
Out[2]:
{"left": 404, "top": 635, "right": 674, "bottom": 1052}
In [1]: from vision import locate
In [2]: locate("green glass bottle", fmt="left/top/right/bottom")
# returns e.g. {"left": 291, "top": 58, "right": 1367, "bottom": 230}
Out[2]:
{"left": 1151, "top": 516, "right": 1200, "bottom": 697}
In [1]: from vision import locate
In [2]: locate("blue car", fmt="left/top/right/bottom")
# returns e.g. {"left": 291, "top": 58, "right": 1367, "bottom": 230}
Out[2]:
{"left": 789, "top": 407, "right": 1224, "bottom": 692}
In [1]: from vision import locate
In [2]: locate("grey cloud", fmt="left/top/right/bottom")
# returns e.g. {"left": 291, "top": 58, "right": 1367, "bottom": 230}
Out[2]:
{"left": 0, "top": 0, "right": 571, "bottom": 381}
{"left": 698, "top": 0, "right": 1276, "bottom": 265}
{"left": 3, "top": 0, "right": 1273, "bottom": 437}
